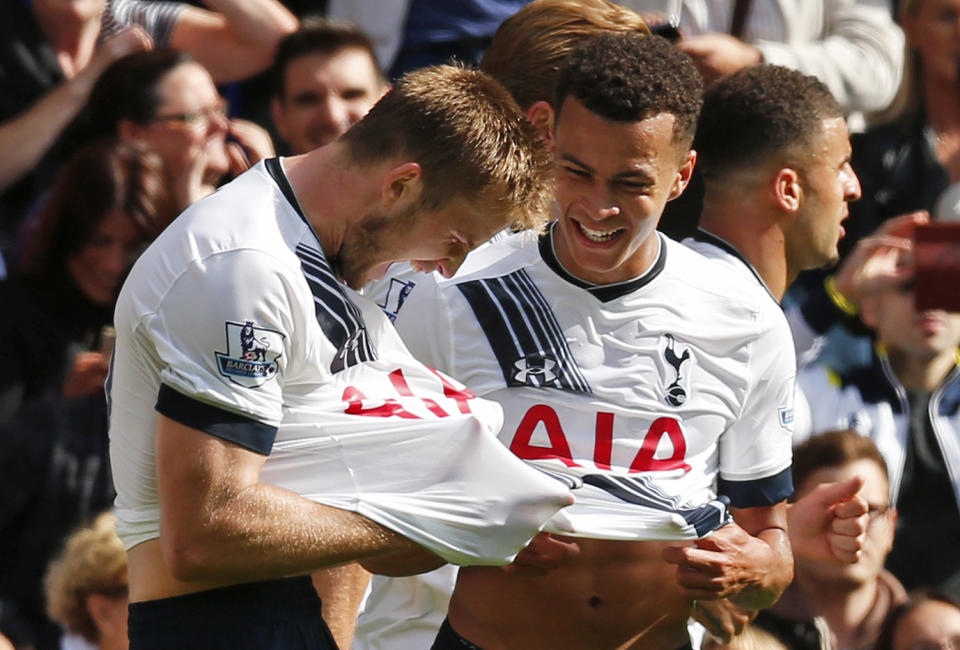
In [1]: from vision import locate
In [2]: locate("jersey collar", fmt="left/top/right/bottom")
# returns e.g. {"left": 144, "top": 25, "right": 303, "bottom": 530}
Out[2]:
{"left": 691, "top": 228, "right": 780, "bottom": 305}
{"left": 539, "top": 222, "right": 667, "bottom": 302}
{"left": 264, "top": 157, "right": 325, "bottom": 252}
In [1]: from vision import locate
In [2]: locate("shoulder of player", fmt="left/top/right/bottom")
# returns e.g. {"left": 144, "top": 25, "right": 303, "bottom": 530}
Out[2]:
{"left": 662, "top": 237, "right": 767, "bottom": 309}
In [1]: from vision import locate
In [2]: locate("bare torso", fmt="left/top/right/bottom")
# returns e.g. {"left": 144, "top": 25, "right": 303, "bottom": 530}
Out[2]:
{"left": 448, "top": 537, "right": 694, "bottom": 650}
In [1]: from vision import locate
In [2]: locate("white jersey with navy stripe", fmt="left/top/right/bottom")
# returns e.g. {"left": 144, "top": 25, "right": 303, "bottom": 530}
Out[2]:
{"left": 108, "top": 159, "right": 570, "bottom": 565}
{"left": 394, "top": 226, "right": 795, "bottom": 541}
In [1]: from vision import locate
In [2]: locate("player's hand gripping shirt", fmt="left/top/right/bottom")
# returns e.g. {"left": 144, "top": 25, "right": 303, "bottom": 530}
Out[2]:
{"left": 393, "top": 227, "right": 796, "bottom": 541}
{"left": 107, "top": 159, "right": 570, "bottom": 565}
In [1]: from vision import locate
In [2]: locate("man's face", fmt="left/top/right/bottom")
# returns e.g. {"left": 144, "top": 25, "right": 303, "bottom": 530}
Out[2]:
{"left": 863, "top": 277, "right": 960, "bottom": 361}
{"left": 272, "top": 48, "right": 387, "bottom": 154}
{"left": 796, "top": 458, "right": 894, "bottom": 587}
{"left": 550, "top": 96, "right": 693, "bottom": 285}
{"left": 785, "top": 117, "right": 861, "bottom": 272}
{"left": 336, "top": 196, "right": 508, "bottom": 289}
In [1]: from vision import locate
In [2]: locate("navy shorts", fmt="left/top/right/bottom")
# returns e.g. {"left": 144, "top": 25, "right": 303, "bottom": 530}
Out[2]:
{"left": 430, "top": 617, "right": 694, "bottom": 650}
{"left": 128, "top": 575, "right": 337, "bottom": 649}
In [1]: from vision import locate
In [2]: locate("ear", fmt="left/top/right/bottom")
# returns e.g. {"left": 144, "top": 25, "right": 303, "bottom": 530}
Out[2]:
{"left": 380, "top": 161, "right": 423, "bottom": 208}
{"left": 269, "top": 97, "right": 290, "bottom": 142}
{"left": 667, "top": 149, "right": 697, "bottom": 201}
{"left": 773, "top": 167, "right": 802, "bottom": 213}
{"left": 525, "top": 101, "right": 555, "bottom": 150}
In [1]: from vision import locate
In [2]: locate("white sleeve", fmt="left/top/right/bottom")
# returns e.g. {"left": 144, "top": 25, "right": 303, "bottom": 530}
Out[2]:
{"left": 144, "top": 249, "right": 302, "bottom": 454}
{"left": 755, "top": 0, "right": 904, "bottom": 115}
{"left": 718, "top": 317, "right": 796, "bottom": 507}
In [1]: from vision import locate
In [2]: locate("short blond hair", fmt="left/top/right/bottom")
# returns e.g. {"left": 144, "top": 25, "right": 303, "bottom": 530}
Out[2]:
{"left": 342, "top": 64, "right": 554, "bottom": 231}
{"left": 45, "top": 512, "right": 128, "bottom": 644}
{"left": 481, "top": 0, "right": 649, "bottom": 111}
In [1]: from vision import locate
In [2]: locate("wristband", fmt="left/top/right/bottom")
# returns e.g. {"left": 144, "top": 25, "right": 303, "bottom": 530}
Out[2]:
{"left": 825, "top": 275, "right": 857, "bottom": 316}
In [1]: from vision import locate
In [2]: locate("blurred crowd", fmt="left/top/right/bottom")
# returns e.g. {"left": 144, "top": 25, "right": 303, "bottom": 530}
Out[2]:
{"left": 0, "top": 1, "right": 958, "bottom": 649}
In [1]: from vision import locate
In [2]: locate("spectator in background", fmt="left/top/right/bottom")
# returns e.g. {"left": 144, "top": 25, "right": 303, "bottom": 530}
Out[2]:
{"left": 0, "top": 139, "right": 169, "bottom": 650}
{"left": 79, "top": 49, "right": 275, "bottom": 213}
{"left": 327, "top": 0, "right": 532, "bottom": 78}
{"left": 875, "top": 590, "right": 960, "bottom": 650}
{"left": 755, "top": 430, "right": 906, "bottom": 649}
{"left": 795, "top": 248, "right": 960, "bottom": 601}
{"left": 624, "top": 0, "right": 904, "bottom": 133}
{"left": 44, "top": 512, "right": 129, "bottom": 650}
{"left": 841, "top": 0, "right": 960, "bottom": 252}
{"left": 270, "top": 18, "right": 389, "bottom": 156}
{"left": 0, "top": 0, "right": 297, "bottom": 270}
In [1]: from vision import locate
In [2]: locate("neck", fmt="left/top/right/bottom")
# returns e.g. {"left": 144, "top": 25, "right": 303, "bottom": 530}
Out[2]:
{"left": 795, "top": 573, "right": 880, "bottom": 647}
{"left": 698, "top": 196, "right": 789, "bottom": 301}
{"left": 34, "top": 5, "right": 102, "bottom": 77}
{"left": 282, "top": 144, "right": 377, "bottom": 260}
{"left": 887, "top": 346, "right": 957, "bottom": 392}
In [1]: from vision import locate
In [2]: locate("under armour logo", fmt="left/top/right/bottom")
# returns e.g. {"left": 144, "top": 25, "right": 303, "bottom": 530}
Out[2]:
{"left": 513, "top": 356, "right": 558, "bottom": 384}
{"left": 663, "top": 334, "right": 691, "bottom": 406}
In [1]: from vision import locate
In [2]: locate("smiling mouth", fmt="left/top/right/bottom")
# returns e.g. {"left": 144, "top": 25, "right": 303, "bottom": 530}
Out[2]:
{"left": 578, "top": 222, "right": 624, "bottom": 243}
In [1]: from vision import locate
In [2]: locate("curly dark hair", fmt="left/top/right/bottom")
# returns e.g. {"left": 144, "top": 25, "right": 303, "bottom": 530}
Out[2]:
{"left": 695, "top": 64, "right": 843, "bottom": 181}
{"left": 554, "top": 33, "right": 702, "bottom": 148}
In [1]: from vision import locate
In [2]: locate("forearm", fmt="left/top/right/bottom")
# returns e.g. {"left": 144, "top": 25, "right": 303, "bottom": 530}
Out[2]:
{"left": 172, "top": 2, "right": 297, "bottom": 81}
{"left": 727, "top": 527, "right": 793, "bottom": 610}
{"left": 158, "top": 415, "right": 418, "bottom": 582}
{"left": 0, "top": 79, "right": 91, "bottom": 191}
{"left": 311, "top": 563, "right": 371, "bottom": 650}
{"left": 359, "top": 545, "right": 447, "bottom": 577}
{"left": 200, "top": 0, "right": 298, "bottom": 50}
{"left": 163, "top": 480, "right": 418, "bottom": 582}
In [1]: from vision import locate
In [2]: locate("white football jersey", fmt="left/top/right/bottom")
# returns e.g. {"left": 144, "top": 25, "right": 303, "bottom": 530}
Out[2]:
{"left": 107, "top": 159, "right": 570, "bottom": 565}
{"left": 395, "top": 226, "right": 795, "bottom": 540}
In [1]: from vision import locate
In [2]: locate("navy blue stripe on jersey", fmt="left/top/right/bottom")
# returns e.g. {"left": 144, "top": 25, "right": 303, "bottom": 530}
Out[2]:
{"left": 457, "top": 269, "right": 590, "bottom": 394}
{"left": 582, "top": 474, "right": 732, "bottom": 536}
{"left": 718, "top": 466, "right": 793, "bottom": 508}
{"left": 295, "top": 243, "right": 376, "bottom": 373}
{"left": 539, "top": 223, "right": 667, "bottom": 302}
{"left": 156, "top": 383, "right": 277, "bottom": 455}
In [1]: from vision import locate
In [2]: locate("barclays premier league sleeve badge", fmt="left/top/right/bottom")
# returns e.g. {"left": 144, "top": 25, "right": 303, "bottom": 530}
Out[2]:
{"left": 215, "top": 321, "right": 285, "bottom": 387}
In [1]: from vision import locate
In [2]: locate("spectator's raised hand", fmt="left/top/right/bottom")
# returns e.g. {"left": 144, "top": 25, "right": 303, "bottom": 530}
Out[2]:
{"left": 788, "top": 476, "right": 869, "bottom": 564}
{"left": 85, "top": 26, "right": 154, "bottom": 80}
{"left": 226, "top": 118, "right": 276, "bottom": 176}
{"left": 834, "top": 210, "right": 930, "bottom": 307}
{"left": 677, "top": 34, "right": 761, "bottom": 84}
{"left": 62, "top": 351, "right": 110, "bottom": 398}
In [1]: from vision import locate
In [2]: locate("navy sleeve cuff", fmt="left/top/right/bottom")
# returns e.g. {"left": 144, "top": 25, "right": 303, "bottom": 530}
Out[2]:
{"left": 718, "top": 467, "right": 793, "bottom": 508}
{"left": 799, "top": 283, "right": 842, "bottom": 335}
{"left": 156, "top": 383, "right": 277, "bottom": 455}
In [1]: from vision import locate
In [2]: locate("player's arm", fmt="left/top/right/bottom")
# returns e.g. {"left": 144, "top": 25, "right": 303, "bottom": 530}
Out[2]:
{"left": 311, "top": 564, "right": 372, "bottom": 650}
{"left": 0, "top": 27, "right": 152, "bottom": 193}
{"left": 663, "top": 502, "right": 792, "bottom": 611}
{"left": 156, "top": 413, "right": 421, "bottom": 582}
{"left": 170, "top": 0, "right": 298, "bottom": 83}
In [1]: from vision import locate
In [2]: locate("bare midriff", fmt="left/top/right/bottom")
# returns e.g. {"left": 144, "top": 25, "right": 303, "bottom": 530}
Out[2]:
{"left": 448, "top": 537, "right": 695, "bottom": 650}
